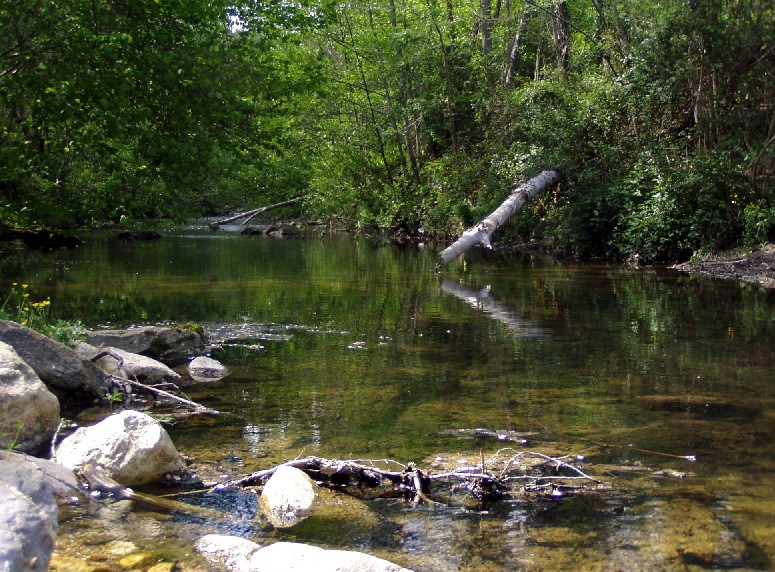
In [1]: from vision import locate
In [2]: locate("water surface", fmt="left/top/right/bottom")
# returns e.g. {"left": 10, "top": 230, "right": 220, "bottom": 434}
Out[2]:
{"left": 2, "top": 228, "right": 774, "bottom": 570}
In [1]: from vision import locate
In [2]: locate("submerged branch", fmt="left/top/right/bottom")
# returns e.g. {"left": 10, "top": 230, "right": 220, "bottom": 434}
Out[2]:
{"left": 109, "top": 373, "right": 220, "bottom": 416}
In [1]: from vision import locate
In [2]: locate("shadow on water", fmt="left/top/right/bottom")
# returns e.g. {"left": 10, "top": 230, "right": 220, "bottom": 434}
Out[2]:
{"left": 3, "top": 229, "right": 775, "bottom": 570}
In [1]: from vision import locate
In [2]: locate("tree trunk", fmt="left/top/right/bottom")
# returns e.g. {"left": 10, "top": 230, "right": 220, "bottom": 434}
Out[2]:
{"left": 436, "top": 169, "right": 559, "bottom": 269}
{"left": 503, "top": 4, "right": 532, "bottom": 86}
{"left": 552, "top": 1, "right": 569, "bottom": 73}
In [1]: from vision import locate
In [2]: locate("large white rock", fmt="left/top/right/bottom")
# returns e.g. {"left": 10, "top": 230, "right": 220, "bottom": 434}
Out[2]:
{"left": 54, "top": 410, "right": 183, "bottom": 486}
{"left": 92, "top": 346, "right": 180, "bottom": 384}
{"left": 0, "top": 341, "right": 60, "bottom": 455}
{"left": 260, "top": 465, "right": 318, "bottom": 528}
{"left": 0, "top": 480, "right": 56, "bottom": 572}
{"left": 195, "top": 536, "right": 413, "bottom": 572}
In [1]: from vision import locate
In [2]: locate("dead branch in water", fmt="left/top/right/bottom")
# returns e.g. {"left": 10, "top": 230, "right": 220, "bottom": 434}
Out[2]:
{"left": 214, "top": 449, "right": 611, "bottom": 505}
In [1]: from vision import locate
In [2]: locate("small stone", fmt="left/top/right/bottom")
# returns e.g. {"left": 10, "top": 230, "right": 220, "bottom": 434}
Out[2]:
{"left": 118, "top": 552, "right": 153, "bottom": 569}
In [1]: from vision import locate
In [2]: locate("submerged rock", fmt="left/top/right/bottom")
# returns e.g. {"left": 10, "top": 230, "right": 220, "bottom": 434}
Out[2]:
{"left": 188, "top": 356, "right": 229, "bottom": 382}
{"left": 0, "top": 341, "right": 60, "bottom": 455}
{"left": 195, "top": 536, "right": 413, "bottom": 572}
{"left": 54, "top": 410, "right": 183, "bottom": 486}
{"left": 85, "top": 326, "right": 207, "bottom": 366}
{"left": 260, "top": 465, "right": 319, "bottom": 528}
{"left": 0, "top": 320, "right": 111, "bottom": 399}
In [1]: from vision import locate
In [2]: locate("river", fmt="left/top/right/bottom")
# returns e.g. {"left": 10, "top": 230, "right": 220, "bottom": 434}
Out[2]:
{"left": 2, "top": 227, "right": 775, "bottom": 570}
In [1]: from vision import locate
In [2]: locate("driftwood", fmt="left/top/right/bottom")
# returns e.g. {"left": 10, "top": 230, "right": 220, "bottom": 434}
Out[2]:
{"left": 208, "top": 197, "right": 303, "bottom": 231}
{"left": 214, "top": 449, "right": 610, "bottom": 506}
{"left": 112, "top": 374, "right": 220, "bottom": 416}
{"left": 437, "top": 170, "right": 560, "bottom": 269}
{"left": 77, "top": 464, "right": 222, "bottom": 518}
{"left": 90, "top": 349, "right": 220, "bottom": 415}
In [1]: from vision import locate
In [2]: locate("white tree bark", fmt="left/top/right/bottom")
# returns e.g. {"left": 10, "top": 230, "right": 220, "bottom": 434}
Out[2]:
{"left": 436, "top": 169, "right": 560, "bottom": 269}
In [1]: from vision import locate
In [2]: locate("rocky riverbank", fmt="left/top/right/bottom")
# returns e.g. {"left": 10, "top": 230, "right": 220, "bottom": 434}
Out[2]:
{"left": 671, "top": 243, "right": 775, "bottom": 289}
{"left": 0, "top": 321, "right": 409, "bottom": 572}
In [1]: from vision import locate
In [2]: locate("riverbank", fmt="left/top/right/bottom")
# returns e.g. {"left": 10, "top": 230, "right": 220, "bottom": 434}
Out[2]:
{"left": 671, "top": 243, "right": 775, "bottom": 290}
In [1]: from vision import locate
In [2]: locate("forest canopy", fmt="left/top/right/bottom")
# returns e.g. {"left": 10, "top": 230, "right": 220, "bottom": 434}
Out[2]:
{"left": 1, "top": 0, "right": 773, "bottom": 261}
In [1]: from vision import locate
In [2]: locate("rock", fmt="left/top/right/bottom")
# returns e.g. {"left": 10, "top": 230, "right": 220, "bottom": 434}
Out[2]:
{"left": 188, "top": 356, "right": 229, "bottom": 382}
{"left": 0, "top": 320, "right": 111, "bottom": 399}
{"left": 0, "top": 480, "right": 57, "bottom": 572}
{"left": 0, "top": 341, "right": 60, "bottom": 455}
{"left": 194, "top": 535, "right": 260, "bottom": 570}
{"left": 195, "top": 536, "right": 413, "bottom": 572}
{"left": 54, "top": 410, "right": 184, "bottom": 486}
{"left": 85, "top": 326, "right": 207, "bottom": 366}
{"left": 0, "top": 451, "right": 84, "bottom": 511}
{"left": 260, "top": 465, "right": 318, "bottom": 528}
{"left": 92, "top": 347, "right": 180, "bottom": 384}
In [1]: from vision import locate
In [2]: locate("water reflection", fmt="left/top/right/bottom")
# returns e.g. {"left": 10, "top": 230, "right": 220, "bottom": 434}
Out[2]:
{"left": 2, "top": 231, "right": 775, "bottom": 570}
{"left": 439, "top": 277, "right": 550, "bottom": 337}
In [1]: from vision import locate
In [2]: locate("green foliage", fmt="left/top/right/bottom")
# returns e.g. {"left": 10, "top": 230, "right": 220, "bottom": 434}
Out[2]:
{"left": 743, "top": 203, "right": 775, "bottom": 248}
{"left": 1, "top": 0, "right": 772, "bottom": 260}
{"left": 0, "top": 283, "right": 85, "bottom": 345}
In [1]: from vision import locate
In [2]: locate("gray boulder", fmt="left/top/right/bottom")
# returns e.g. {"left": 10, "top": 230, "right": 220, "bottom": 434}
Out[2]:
{"left": 260, "top": 465, "right": 318, "bottom": 528}
{"left": 188, "top": 356, "right": 229, "bottom": 382}
{"left": 0, "top": 451, "right": 84, "bottom": 510}
{"left": 54, "top": 410, "right": 184, "bottom": 486}
{"left": 0, "top": 320, "right": 110, "bottom": 399}
{"left": 85, "top": 326, "right": 206, "bottom": 366}
{"left": 92, "top": 347, "right": 180, "bottom": 384}
{"left": 195, "top": 536, "right": 413, "bottom": 572}
{"left": 0, "top": 480, "right": 57, "bottom": 572}
{"left": 0, "top": 341, "right": 60, "bottom": 455}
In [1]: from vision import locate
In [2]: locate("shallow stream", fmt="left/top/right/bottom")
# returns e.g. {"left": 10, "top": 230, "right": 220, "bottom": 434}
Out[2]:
{"left": 2, "top": 227, "right": 775, "bottom": 570}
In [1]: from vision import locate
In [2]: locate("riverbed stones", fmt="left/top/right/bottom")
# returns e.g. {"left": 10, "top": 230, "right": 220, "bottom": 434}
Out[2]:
{"left": 188, "top": 356, "right": 229, "bottom": 382}
{"left": 92, "top": 346, "right": 180, "bottom": 384}
{"left": 194, "top": 536, "right": 414, "bottom": 572}
{"left": 0, "top": 480, "right": 57, "bottom": 572}
{"left": 0, "top": 341, "right": 60, "bottom": 455}
{"left": 260, "top": 465, "right": 318, "bottom": 528}
{"left": 85, "top": 326, "right": 206, "bottom": 366}
{"left": 54, "top": 410, "right": 184, "bottom": 486}
{"left": 0, "top": 320, "right": 111, "bottom": 399}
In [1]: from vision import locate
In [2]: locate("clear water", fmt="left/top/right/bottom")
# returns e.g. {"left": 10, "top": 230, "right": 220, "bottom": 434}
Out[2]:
{"left": 3, "top": 227, "right": 775, "bottom": 570}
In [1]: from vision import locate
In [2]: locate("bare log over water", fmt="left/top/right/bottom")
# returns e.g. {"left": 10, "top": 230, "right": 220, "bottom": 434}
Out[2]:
{"left": 437, "top": 170, "right": 560, "bottom": 269}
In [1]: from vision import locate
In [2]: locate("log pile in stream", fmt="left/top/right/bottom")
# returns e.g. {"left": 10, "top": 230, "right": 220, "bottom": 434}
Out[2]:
{"left": 214, "top": 449, "right": 618, "bottom": 506}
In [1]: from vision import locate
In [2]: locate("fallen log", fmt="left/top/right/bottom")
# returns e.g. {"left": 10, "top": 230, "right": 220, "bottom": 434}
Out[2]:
{"left": 208, "top": 197, "right": 303, "bottom": 231}
{"left": 436, "top": 170, "right": 560, "bottom": 269}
